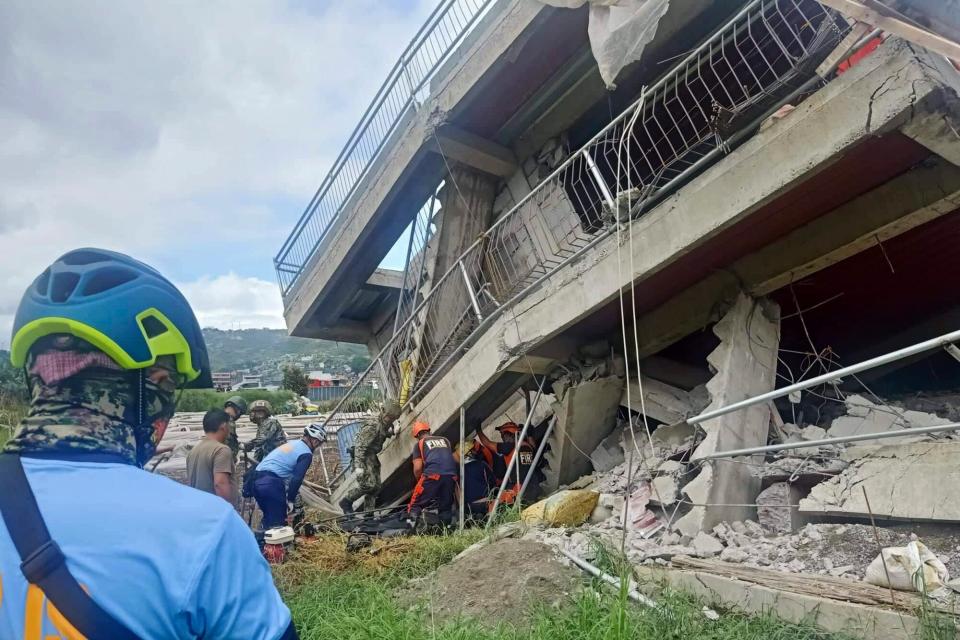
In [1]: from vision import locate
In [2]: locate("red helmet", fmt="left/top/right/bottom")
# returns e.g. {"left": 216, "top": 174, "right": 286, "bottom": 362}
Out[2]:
{"left": 412, "top": 421, "right": 431, "bottom": 437}
{"left": 496, "top": 422, "right": 520, "bottom": 435}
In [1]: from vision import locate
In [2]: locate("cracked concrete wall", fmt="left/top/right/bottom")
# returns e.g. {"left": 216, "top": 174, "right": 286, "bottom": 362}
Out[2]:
{"left": 676, "top": 293, "right": 780, "bottom": 537}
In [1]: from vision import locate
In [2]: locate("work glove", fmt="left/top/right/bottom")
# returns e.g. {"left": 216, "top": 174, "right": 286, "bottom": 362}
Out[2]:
{"left": 353, "top": 466, "right": 364, "bottom": 478}
{"left": 286, "top": 501, "right": 295, "bottom": 514}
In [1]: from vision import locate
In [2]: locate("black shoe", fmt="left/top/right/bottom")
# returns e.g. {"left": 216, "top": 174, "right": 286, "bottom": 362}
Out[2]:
{"left": 339, "top": 498, "right": 354, "bottom": 514}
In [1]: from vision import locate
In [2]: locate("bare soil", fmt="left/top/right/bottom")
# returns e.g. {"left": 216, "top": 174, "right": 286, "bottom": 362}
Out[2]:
{"left": 398, "top": 539, "right": 584, "bottom": 627}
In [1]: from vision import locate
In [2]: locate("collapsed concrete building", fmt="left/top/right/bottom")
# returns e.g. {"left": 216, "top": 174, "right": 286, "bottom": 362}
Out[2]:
{"left": 275, "top": 0, "right": 960, "bottom": 631}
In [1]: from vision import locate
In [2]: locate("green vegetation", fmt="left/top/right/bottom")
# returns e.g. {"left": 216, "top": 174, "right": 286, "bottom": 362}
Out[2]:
{"left": 202, "top": 328, "right": 370, "bottom": 372}
{"left": 177, "top": 388, "right": 296, "bottom": 413}
{"left": 282, "top": 365, "right": 309, "bottom": 397}
{"left": 278, "top": 532, "right": 852, "bottom": 640}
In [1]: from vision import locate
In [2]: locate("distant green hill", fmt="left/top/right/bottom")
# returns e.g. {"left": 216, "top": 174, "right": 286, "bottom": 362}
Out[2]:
{"left": 202, "top": 328, "right": 370, "bottom": 373}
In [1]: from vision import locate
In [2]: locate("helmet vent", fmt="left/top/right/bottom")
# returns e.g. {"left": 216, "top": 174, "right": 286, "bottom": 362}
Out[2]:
{"left": 82, "top": 267, "right": 137, "bottom": 295}
{"left": 141, "top": 315, "right": 169, "bottom": 338}
{"left": 50, "top": 272, "right": 80, "bottom": 303}
{"left": 34, "top": 269, "right": 51, "bottom": 296}
{"left": 61, "top": 250, "right": 107, "bottom": 266}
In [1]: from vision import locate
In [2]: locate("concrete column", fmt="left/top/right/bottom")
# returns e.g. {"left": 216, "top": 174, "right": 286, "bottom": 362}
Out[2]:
{"left": 676, "top": 293, "right": 781, "bottom": 537}
{"left": 413, "top": 164, "right": 497, "bottom": 387}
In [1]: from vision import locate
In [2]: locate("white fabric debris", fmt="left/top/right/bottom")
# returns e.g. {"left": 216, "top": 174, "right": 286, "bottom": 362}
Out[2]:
{"left": 538, "top": 0, "right": 671, "bottom": 88}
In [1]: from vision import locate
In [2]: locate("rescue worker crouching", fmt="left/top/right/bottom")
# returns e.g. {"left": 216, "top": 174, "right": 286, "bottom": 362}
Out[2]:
{"left": 476, "top": 422, "right": 539, "bottom": 504}
{"left": 338, "top": 400, "right": 401, "bottom": 514}
{"left": 244, "top": 399, "right": 287, "bottom": 461}
{"left": 407, "top": 422, "right": 458, "bottom": 526}
{"left": 253, "top": 423, "right": 327, "bottom": 529}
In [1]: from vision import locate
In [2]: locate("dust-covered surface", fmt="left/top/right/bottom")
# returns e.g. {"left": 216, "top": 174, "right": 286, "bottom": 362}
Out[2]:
{"left": 398, "top": 539, "right": 584, "bottom": 627}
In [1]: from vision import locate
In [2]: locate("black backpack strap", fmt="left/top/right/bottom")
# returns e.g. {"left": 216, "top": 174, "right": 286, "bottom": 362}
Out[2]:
{"left": 0, "top": 454, "right": 140, "bottom": 640}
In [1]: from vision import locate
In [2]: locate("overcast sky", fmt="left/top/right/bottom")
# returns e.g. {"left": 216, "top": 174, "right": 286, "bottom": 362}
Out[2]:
{"left": 0, "top": 0, "right": 433, "bottom": 347}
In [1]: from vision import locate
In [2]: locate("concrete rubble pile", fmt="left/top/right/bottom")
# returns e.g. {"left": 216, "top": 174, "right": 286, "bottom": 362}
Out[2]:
{"left": 520, "top": 384, "right": 960, "bottom": 596}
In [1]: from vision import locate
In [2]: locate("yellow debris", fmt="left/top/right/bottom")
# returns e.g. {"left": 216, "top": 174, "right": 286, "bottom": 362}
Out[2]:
{"left": 522, "top": 490, "right": 599, "bottom": 526}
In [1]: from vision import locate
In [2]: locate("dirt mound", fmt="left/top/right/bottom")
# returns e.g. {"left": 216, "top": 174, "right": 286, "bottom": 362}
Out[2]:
{"left": 399, "top": 539, "right": 583, "bottom": 627}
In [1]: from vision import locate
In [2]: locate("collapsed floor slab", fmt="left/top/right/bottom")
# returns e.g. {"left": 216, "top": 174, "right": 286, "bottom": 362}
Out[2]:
{"left": 799, "top": 441, "right": 960, "bottom": 523}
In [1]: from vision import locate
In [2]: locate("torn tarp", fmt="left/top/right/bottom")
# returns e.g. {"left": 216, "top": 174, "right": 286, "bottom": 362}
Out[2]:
{"left": 539, "top": 0, "right": 671, "bottom": 88}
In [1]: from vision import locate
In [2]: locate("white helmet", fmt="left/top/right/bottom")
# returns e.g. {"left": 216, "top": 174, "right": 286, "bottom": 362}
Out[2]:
{"left": 304, "top": 423, "right": 327, "bottom": 443}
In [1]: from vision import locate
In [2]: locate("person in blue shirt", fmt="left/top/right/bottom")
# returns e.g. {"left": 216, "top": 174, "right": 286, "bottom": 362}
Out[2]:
{"left": 0, "top": 248, "right": 296, "bottom": 639}
{"left": 254, "top": 423, "right": 326, "bottom": 528}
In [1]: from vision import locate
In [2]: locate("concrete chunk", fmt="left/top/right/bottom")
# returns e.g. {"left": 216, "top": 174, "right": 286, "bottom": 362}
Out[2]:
{"left": 829, "top": 394, "right": 949, "bottom": 444}
{"left": 799, "top": 442, "right": 960, "bottom": 523}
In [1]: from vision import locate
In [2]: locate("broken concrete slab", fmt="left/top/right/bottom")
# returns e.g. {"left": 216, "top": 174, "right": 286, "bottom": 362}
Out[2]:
{"left": 621, "top": 377, "right": 709, "bottom": 424}
{"left": 757, "top": 482, "right": 807, "bottom": 534}
{"left": 649, "top": 420, "right": 696, "bottom": 454}
{"left": 650, "top": 475, "right": 679, "bottom": 507}
{"left": 542, "top": 375, "right": 623, "bottom": 493}
{"left": 799, "top": 442, "right": 960, "bottom": 523}
{"left": 590, "top": 424, "right": 625, "bottom": 472}
{"left": 829, "top": 394, "right": 949, "bottom": 444}
{"left": 692, "top": 532, "right": 724, "bottom": 557}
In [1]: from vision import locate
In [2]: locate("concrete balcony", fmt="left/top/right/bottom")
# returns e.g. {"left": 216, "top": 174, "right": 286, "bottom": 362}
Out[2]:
{"left": 278, "top": 0, "right": 732, "bottom": 351}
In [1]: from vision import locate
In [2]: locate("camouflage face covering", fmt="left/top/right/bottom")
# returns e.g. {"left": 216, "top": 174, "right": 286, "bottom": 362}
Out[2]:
{"left": 4, "top": 337, "right": 177, "bottom": 466}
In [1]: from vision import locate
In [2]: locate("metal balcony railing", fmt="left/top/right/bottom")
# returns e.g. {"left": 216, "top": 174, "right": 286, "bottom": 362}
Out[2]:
{"left": 323, "top": 0, "right": 851, "bottom": 478}
{"left": 274, "top": 0, "right": 496, "bottom": 297}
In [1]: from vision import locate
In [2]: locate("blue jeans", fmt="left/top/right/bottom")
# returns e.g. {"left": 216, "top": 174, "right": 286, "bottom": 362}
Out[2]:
{"left": 253, "top": 472, "right": 287, "bottom": 529}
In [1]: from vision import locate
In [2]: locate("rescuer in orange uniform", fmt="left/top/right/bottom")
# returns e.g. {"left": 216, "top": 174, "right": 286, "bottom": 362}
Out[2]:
{"left": 407, "top": 422, "right": 458, "bottom": 525}
{"left": 476, "top": 422, "right": 537, "bottom": 503}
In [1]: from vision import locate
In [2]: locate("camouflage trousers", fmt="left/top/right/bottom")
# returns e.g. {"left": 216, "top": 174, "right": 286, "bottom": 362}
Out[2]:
{"left": 344, "top": 457, "right": 381, "bottom": 508}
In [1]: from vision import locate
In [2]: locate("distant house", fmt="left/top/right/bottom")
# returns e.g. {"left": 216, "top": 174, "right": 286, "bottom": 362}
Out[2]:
{"left": 307, "top": 371, "right": 349, "bottom": 402}
{"left": 211, "top": 371, "right": 235, "bottom": 391}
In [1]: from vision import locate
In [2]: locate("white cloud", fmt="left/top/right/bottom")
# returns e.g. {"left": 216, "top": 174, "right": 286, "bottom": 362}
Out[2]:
{"left": 0, "top": 0, "right": 435, "bottom": 346}
{"left": 177, "top": 273, "right": 285, "bottom": 330}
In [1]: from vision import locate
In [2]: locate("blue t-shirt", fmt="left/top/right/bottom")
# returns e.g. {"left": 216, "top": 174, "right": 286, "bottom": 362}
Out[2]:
{"left": 0, "top": 457, "right": 292, "bottom": 639}
{"left": 256, "top": 440, "right": 312, "bottom": 481}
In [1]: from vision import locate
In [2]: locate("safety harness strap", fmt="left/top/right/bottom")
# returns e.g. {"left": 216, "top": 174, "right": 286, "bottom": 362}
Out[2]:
{"left": 0, "top": 454, "right": 140, "bottom": 639}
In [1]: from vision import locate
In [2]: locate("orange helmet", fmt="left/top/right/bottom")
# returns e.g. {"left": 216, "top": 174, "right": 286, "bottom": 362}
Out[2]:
{"left": 496, "top": 422, "right": 520, "bottom": 435}
{"left": 412, "top": 421, "right": 431, "bottom": 437}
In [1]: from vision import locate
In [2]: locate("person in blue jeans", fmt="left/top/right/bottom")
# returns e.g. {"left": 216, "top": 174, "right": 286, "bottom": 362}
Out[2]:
{"left": 0, "top": 248, "right": 296, "bottom": 639}
{"left": 254, "top": 423, "right": 327, "bottom": 528}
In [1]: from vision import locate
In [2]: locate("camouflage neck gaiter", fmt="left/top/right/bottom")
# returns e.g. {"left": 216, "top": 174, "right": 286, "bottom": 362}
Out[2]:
{"left": 4, "top": 338, "right": 176, "bottom": 466}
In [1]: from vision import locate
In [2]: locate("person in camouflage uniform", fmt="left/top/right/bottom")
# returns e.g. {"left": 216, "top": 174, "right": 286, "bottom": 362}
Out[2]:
{"left": 338, "top": 400, "right": 401, "bottom": 513}
{"left": 244, "top": 399, "right": 286, "bottom": 461}
{"left": 223, "top": 395, "right": 247, "bottom": 458}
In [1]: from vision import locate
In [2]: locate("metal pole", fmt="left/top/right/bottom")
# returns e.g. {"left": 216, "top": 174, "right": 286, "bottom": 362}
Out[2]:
{"left": 687, "top": 328, "right": 960, "bottom": 426}
{"left": 582, "top": 149, "right": 616, "bottom": 210}
{"left": 698, "top": 421, "right": 960, "bottom": 462}
{"left": 459, "top": 261, "right": 483, "bottom": 322}
{"left": 459, "top": 406, "right": 466, "bottom": 532}
{"left": 559, "top": 549, "right": 656, "bottom": 607}
{"left": 519, "top": 414, "right": 556, "bottom": 499}
{"left": 487, "top": 377, "right": 545, "bottom": 524}
{"left": 316, "top": 445, "right": 331, "bottom": 486}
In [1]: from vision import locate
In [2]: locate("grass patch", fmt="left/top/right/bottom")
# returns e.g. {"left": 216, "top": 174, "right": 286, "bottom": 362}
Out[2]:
{"left": 279, "top": 531, "right": 855, "bottom": 640}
